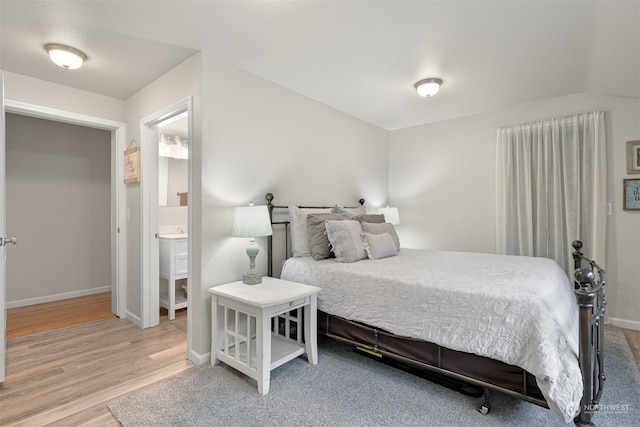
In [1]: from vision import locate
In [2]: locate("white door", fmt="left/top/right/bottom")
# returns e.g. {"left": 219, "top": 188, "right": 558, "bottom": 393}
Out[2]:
{"left": 1, "top": 71, "right": 5, "bottom": 383}
{"left": 141, "top": 123, "right": 160, "bottom": 328}
{"left": 0, "top": 72, "right": 18, "bottom": 383}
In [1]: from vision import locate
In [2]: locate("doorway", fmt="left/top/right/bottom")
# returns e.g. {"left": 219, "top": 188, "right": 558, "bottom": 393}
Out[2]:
{"left": 140, "top": 97, "right": 192, "bottom": 338}
{"left": 5, "top": 113, "right": 112, "bottom": 318}
{"left": 4, "top": 100, "right": 126, "bottom": 319}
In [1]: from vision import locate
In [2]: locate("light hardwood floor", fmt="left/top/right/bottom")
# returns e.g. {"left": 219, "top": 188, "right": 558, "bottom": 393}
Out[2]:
{"left": 1, "top": 302, "right": 189, "bottom": 426}
{"left": 6, "top": 292, "right": 115, "bottom": 339}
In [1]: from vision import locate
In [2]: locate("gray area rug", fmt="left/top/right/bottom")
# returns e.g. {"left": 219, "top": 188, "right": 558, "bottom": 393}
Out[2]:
{"left": 109, "top": 326, "right": 639, "bottom": 426}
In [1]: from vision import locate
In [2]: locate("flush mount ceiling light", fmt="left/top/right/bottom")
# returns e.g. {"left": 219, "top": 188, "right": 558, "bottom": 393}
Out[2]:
{"left": 414, "top": 78, "right": 443, "bottom": 97}
{"left": 45, "top": 43, "right": 87, "bottom": 69}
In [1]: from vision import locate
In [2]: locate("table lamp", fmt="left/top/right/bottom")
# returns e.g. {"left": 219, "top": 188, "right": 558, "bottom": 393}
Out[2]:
{"left": 377, "top": 206, "right": 400, "bottom": 225}
{"left": 232, "top": 203, "right": 273, "bottom": 284}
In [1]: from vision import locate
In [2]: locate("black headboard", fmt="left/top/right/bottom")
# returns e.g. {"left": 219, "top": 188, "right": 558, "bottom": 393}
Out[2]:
{"left": 264, "top": 192, "right": 365, "bottom": 277}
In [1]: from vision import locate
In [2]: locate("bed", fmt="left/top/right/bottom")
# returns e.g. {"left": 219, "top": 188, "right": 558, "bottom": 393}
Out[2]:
{"left": 264, "top": 193, "right": 606, "bottom": 427}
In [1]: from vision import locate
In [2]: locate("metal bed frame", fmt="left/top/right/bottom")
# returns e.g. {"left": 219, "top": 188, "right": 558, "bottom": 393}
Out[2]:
{"left": 264, "top": 192, "right": 606, "bottom": 426}
{"left": 572, "top": 241, "right": 607, "bottom": 427}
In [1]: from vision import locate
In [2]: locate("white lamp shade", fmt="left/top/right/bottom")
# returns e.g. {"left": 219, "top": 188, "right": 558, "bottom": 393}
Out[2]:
{"left": 378, "top": 206, "right": 400, "bottom": 225}
{"left": 232, "top": 205, "right": 273, "bottom": 237}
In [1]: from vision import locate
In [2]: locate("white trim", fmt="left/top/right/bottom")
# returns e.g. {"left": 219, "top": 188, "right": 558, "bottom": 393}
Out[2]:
{"left": 6, "top": 286, "right": 111, "bottom": 309}
{"left": 190, "top": 349, "right": 210, "bottom": 366}
{"left": 125, "top": 310, "right": 143, "bottom": 328}
{"left": 3, "top": 99, "right": 127, "bottom": 319}
{"left": 4, "top": 100, "right": 123, "bottom": 131}
{"left": 609, "top": 317, "right": 640, "bottom": 331}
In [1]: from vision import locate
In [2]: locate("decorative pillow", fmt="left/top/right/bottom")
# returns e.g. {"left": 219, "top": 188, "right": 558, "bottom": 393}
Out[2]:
{"left": 362, "top": 232, "right": 398, "bottom": 260}
{"left": 289, "top": 206, "right": 331, "bottom": 257}
{"left": 353, "top": 213, "right": 385, "bottom": 223}
{"left": 331, "top": 205, "right": 366, "bottom": 218}
{"left": 361, "top": 222, "right": 400, "bottom": 251}
{"left": 306, "top": 213, "right": 347, "bottom": 260}
{"left": 325, "top": 220, "right": 367, "bottom": 263}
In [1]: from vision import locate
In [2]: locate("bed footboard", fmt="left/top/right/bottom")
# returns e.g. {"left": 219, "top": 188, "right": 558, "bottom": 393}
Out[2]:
{"left": 572, "top": 240, "right": 606, "bottom": 427}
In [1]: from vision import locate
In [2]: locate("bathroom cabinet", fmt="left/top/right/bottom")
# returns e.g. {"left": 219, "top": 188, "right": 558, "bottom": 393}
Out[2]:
{"left": 159, "top": 234, "right": 188, "bottom": 320}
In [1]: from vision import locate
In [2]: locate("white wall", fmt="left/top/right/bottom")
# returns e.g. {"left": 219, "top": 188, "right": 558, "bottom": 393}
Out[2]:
{"left": 159, "top": 157, "right": 189, "bottom": 207}
{"left": 3, "top": 72, "right": 125, "bottom": 122}
{"left": 95, "top": 51, "right": 388, "bottom": 361}
{"left": 389, "top": 93, "right": 640, "bottom": 329}
{"left": 195, "top": 52, "right": 389, "bottom": 359}
{"left": 159, "top": 207, "right": 187, "bottom": 233}
{"left": 5, "top": 113, "right": 111, "bottom": 305}
{"left": 123, "top": 54, "right": 202, "bottom": 322}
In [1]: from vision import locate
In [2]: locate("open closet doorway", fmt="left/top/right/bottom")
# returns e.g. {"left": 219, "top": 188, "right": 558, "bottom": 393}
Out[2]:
{"left": 140, "top": 97, "right": 192, "bottom": 342}
{"left": 3, "top": 100, "right": 127, "bottom": 323}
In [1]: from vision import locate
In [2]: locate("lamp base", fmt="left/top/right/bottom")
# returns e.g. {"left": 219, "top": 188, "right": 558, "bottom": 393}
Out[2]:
{"left": 243, "top": 271, "right": 262, "bottom": 285}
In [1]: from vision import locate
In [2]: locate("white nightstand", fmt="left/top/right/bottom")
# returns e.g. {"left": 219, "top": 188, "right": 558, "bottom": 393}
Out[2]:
{"left": 208, "top": 277, "right": 321, "bottom": 395}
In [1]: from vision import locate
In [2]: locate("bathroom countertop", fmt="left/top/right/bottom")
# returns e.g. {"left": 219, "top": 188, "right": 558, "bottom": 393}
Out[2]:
{"left": 159, "top": 233, "right": 188, "bottom": 239}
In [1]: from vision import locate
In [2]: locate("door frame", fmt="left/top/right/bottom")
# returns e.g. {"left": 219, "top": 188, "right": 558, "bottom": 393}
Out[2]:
{"left": 3, "top": 99, "right": 127, "bottom": 319}
{"left": 140, "top": 96, "right": 192, "bottom": 330}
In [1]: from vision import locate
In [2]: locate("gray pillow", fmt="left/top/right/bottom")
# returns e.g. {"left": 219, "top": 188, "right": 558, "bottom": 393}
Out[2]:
{"left": 325, "top": 220, "right": 367, "bottom": 263}
{"left": 361, "top": 222, "right": 400, "bottom": 251}
{"left": 289, "top": 206, "right": 332, "bottom": 257}
{"left": 353, "top": 213, "right": 385, "bottom": 223}
{"left": 306, "top": 213, "right": 346, "bottom": 260}
{"left": 362, "top": 232, "right": 398, "bottom": 260}
{"left": 331, "top": 205, "right": 366, "bottom": 218}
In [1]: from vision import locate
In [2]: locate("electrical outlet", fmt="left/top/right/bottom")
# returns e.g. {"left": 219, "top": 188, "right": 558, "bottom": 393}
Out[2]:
{"left": 606, "top": 203, "right": 612, "bottom": 216}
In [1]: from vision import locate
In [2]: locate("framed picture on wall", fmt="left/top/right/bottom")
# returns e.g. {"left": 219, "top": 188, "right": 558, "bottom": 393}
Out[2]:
{"left": 623, "top": 178, "right": 640, "bottom": 210}
{"left": 627, "top": 140, "right": 640, "bottom": 174}
{"left": 124, "top": 147, "right": 141, "bottom": 184}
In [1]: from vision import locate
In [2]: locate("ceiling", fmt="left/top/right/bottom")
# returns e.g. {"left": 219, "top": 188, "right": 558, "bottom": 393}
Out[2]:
{"left": 1, "top": 1, "right": 638, "bottom": 130}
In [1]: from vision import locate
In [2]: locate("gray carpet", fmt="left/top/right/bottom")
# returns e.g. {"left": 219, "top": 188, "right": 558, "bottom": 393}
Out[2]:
{"left": 109, "top": 326, "right": 640, "bottom": 426}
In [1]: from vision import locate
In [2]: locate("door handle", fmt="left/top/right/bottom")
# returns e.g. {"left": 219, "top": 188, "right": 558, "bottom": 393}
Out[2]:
{"left": 2, "top": 236, "right": 17, "bottom": 246}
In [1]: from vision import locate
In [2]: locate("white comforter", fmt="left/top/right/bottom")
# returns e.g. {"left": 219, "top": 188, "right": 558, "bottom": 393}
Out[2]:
{"left": 280, "top": 248, "right": 581, "bottom": 423}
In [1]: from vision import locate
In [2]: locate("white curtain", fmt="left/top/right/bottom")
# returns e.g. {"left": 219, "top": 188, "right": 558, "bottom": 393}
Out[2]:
{"left": 496, "top": 110, "right": 606, "bottom": 275}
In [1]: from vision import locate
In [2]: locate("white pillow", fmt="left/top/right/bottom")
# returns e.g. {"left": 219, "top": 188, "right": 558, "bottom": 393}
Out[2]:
{"left": 362, "top": 232, "right": 398, "bottom": 260}
{"left": 361, "top": 222, "right": 400, "bottom": 251}
{"left": 289, "top": 206, "right": 331, "bottom": 257}
{"left": 325, "top": 220, "right": 367, "bottom": 263}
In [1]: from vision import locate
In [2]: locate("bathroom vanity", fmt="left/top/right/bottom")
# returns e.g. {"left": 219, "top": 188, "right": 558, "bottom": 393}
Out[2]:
{"left": 159, "top": 234, "right": 188, "bottom": 320}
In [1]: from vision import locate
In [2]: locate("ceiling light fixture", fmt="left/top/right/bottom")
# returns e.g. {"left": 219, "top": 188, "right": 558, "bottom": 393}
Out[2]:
{"left": 160, "top": 134, "right": 189, "bottom": 159}
{"left": 45, "top": 43, "right": 87, "bottom": 69}
{"left": 414, "top": 78, "right": 442, "bottom": 97}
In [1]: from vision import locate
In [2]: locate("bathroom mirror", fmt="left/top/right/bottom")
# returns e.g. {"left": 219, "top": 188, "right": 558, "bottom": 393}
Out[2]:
{"left": 158, "top": 115, "right": 188, "bottom": 207}
{"left": 159, "top": 157, "right": 188, "bottom": 206}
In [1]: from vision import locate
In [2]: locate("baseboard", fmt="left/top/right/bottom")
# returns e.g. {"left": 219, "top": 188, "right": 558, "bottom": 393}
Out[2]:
{"left": 125, "top": 311, "right": 143, "bottom": 328}
{"left": 189, "top": 349, "right": 210, "bottom": 366}
{"left": 609, "top": 317, "right": 640, "bottom": 331}
{"left": 6, "top": 286, "right": 111, "bottom": 309}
